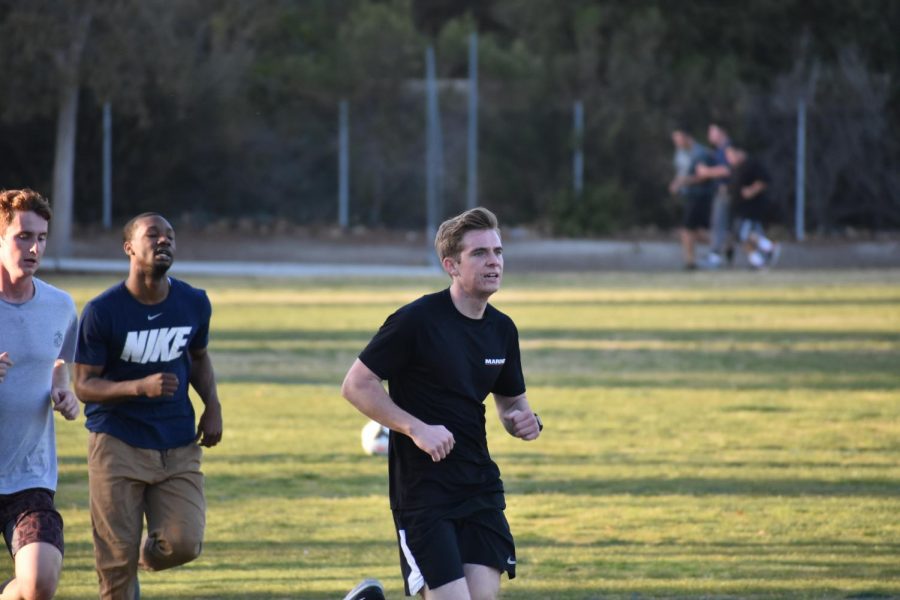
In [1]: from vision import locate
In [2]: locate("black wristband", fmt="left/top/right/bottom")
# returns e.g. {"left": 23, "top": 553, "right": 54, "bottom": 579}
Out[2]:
{"left": 534, "top": 412, "right": 543, "bottom": 432}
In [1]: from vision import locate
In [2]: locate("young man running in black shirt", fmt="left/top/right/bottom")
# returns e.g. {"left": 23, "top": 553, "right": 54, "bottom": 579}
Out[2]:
{"left": 725, "top": 146, "right": 781, "bottom": 269}
{"left": 341, "top": 207, "right": 541, "bottom": 600}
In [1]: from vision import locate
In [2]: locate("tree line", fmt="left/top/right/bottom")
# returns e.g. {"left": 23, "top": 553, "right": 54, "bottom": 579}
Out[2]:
{"left": 1, "top": 0, "right": 897, "bottom": 255}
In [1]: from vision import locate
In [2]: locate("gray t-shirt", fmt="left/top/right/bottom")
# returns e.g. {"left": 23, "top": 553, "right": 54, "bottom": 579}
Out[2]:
{"left": 0, "top": 278, "right": 77, "bottom": 494}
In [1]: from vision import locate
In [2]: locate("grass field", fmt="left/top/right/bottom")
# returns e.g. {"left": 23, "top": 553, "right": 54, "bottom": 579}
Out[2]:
{"left": 24, "top": 270, "right": 900, "bottom": 599}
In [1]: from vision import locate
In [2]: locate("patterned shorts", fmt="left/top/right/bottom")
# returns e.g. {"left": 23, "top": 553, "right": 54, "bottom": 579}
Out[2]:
{"left": 0, "top": 488, "right": 64, "bottom": 557}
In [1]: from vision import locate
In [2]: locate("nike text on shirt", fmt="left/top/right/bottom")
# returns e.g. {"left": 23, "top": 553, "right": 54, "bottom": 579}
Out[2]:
{"left": 120, "top": 327, "right": 193, "bottom": 364}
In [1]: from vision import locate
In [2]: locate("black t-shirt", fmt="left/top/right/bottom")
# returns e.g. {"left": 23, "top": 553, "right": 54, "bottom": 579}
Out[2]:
{"left": 730, "top": 157, "right": 770, "bottom": 222}
{"left": 359, "top": 288, "right": 526, "bottom": 511}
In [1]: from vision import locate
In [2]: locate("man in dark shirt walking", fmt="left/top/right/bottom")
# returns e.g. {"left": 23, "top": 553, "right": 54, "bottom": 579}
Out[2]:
{"left": 341, "top": 207, "right": 541, "bottom": 600}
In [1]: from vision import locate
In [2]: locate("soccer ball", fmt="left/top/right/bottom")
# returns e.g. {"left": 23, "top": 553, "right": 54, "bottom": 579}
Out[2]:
{"left": 360, "top": 420, "right": 390, "bottom": 456}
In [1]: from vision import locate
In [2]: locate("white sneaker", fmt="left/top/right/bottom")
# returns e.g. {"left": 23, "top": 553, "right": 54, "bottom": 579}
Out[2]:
{"left": 704, "top": 252, "right": 723, "bottom": 269}
{"left": 343, "top": 578, "right": 385, "bottom": 600}
{"left": 748, "top": 250, "right": 766, "bottom": 270}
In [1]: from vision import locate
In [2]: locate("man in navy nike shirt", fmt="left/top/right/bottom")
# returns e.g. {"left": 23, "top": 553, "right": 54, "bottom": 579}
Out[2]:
{"left": 74, "top": 213, "right": 223, "bottom": 600}
{"left": 342, "top": 207, "right": 542, "bottom": 600}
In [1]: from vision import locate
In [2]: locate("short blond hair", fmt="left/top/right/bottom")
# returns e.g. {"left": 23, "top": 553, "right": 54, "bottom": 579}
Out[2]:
{"left": 434, "top": 207, "right": 500, "bottom": 262}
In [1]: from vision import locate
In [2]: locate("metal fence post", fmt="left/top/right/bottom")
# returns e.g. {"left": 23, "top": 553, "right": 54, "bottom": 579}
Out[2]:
{"left": 466, "top": 32, "right": 478, "bottom": 209}
{"left": 102, "top": 101, "right": 112, "bottom": 230}
{"left": 338, "top": 99, "right": 350, "bottom": 230}
{"left": 573, "top": 100, "right": 584, "bottom": 197}
{"left": 425, "top": 45, "right": 443, "bottom": 266}
{"left": 795, "top": 98, "right": 806, "bottom": 241}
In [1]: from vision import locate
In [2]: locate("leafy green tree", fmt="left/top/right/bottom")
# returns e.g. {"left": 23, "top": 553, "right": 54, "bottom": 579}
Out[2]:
{"left": 0, "top": 0, "right": 260, "bottom": 255}
{"left": 0, "top": 1, "right": 95, "bottom": 257}
{"left": 1, "top": 0, "right": 896, "bottom": 236}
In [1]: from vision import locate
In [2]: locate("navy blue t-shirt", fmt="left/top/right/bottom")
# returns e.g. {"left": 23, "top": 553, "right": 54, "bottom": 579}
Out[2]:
{"left": 713, "top": 142, "right": 732, "bottom": 186}
{"left": 359, "top": 289, "right": 526, "bottom": 510}
{"left": 685, "top": 144, "right": 717, "bottom": 202}
{"left": 75, "top": 278, "right": 211, "bottom": 450}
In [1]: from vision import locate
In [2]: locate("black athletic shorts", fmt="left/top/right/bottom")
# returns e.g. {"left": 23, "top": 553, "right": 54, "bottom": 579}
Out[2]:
{"left": 1, "top": 488, "right": 64, "bottom": 557}
{"left": 682, "top": 194, "right": 712, "bottom": 231}
{"left": 393, "top": 494, "right": 516, "bottom": 596}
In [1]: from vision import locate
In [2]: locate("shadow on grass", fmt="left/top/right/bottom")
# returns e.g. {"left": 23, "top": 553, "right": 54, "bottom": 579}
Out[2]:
{"left": 201, "top": 453, "right": 377, "bottom": 465}
{"left": 203, "top": 473, "right": 387, "bottom": 499}
{"left": 56, "top": 450, "right": 900, "bottom": 499}
{"left": 213, "top": 365, "right": 900, "bottom": 391}
{"left": 210, "top": 327, "right": 900, "bottom": 345}
{"left": 516, "top": 537, "right": 900, "bottom": 556}
{"left": 497, "top": 452, "right": 899, "bottom": 471}
{"left": 507, "top": 476, "right": 900, "bottom": 497}
{"left": 504, "top": 296, "right": 900, "bottom": 307}
{"left": 210, "top": 295, "right": 900, "bottom": 310}
{"left": 212, "top": 329, "right": 371, "bottom": 343}
{"left": 524, "top": 374, "right": 900, "bottom": 391}
{"left": 518, "top": 329, "right": 900, "bottom": 343}
{"left": 197, "top": 472, "right": 899, "bottom": 500}
{"left": 208, "top": 325, "right": 900, "bottom": 391}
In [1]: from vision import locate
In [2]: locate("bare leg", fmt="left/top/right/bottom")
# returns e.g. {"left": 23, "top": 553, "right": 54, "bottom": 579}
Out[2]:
{"left": 463, "top": 564, "right": 501, "bottom": 600}
{"left": 422, "top": 577, "right": 470, "bottom": 600}
{"left": 679, "top": 228, "right": 695, "bottom": 266}
{"left": 0, "top": 542, "right": 62, "bottom": 600}
{"left": 422, "top": 564, "right": 501, "bottom": 600}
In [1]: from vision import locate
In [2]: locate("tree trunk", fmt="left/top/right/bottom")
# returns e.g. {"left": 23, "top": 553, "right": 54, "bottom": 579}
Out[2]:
{"left": 48, "top": 10, "right": 91, "bottom": 260}
{"left": 49, "top": 78, "right": 79, "bottom": 259}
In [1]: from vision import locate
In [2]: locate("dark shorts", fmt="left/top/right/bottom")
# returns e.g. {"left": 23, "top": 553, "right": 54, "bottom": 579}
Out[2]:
{"left": 393, "top": 496, "right": 515, "bottom": 596}
{"left": 0, "top": 488, "right": 64, "bottom": 557}
{"left": 734, "top": 197, "right": 768, "bottom": 224}
{"left": 682, "top": 194, "right": 712, "bottom": 230}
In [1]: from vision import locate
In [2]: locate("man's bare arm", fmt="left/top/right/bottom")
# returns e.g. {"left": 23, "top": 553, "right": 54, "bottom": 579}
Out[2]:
{"left": 341, "top": 358, "right": 455, "bottom": 462}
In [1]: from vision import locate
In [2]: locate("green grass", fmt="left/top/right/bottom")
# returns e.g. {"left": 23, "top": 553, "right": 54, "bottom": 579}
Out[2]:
{"left": 26, "top": 270, "right": 900, "bottom": 598}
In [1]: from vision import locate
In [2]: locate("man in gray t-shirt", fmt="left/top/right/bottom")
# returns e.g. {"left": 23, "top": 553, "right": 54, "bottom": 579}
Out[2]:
{"left": 0, "top": 189, "right": 79, "bottom": 600}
